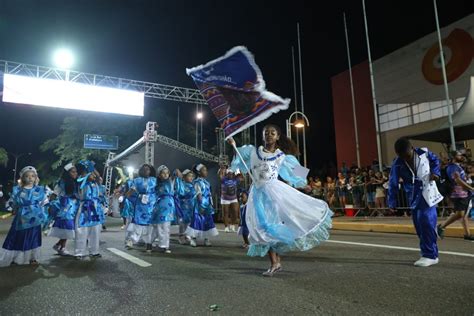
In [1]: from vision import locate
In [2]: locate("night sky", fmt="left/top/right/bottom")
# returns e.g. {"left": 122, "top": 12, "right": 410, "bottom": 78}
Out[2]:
{"left": 0, "top": 0, "right": 472, "bottom": 184}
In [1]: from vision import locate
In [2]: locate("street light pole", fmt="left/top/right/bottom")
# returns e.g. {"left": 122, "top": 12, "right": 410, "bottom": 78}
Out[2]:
{"left": 286, "top": 112, "right": 310, "bottom": 165}
{"left": 9, "top": 152, "right": 31, "bottom": 184}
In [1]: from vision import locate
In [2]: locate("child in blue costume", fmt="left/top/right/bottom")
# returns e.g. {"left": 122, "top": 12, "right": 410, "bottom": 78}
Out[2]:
{"left": 121, "top": 179, "right": 136, "bottom": 248}
{"left": 186, "top": 163, "right": 219, "bottom": 247}
{"left": 175, "top": 169, "right": 198, "bottom": 245}
{"left": 152, "top": 165, "right": 180, "bottom": 254}
{"left": 49, "top": 162, "right": 79, "bottom": 256}
{"left": 126, "top": 164, "right": 156, "bottom": 252}
{"left": 74, "top": 160, "right": 103, "bottom": 260}
{"left": 238, "top": 191, "right": 250, "bottom": 248}
{"left": 0, "top": 166, "right": 49, "bottom": 266}
{"left": 229, "top": 124, "right": 332, "bottom": 277}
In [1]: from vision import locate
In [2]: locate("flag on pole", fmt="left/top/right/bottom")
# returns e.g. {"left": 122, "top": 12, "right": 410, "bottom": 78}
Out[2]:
{"left": 186, "top": 46, "right": 290, "bottom": 139}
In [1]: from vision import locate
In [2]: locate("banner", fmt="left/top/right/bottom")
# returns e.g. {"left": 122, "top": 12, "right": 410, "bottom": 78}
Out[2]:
{"left": 186, "top": 46, "right": 290, "bottom": 139}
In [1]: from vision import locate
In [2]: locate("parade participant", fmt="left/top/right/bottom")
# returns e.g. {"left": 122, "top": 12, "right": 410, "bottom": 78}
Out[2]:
{"left": 126, "top": 164, "right": 156, "bottom": 251}
{"left": 388, "top": 138, "right": 443, "bottom": 267}
{"left": 229, "top": 124, "right": 332, "bottom": 276}
{"left": 175, "top": 169, "right": 197, "bottom": 245}
{"left": 186, "top": 163, "right": 218, "bottom": 247}
{"left": 74, "top": 160, "right": 103, "bottom": 260}
{"left": 437, "top": 151, "right": 474, "bottom": 240}
{"left": 237, "top": 191, "right": 249, "bottom": 248}
{"left": 218, "top": 167, "right": 239, "bottom": 233}
{"left": 151, "top": 165, "right": 180, "bottom": 254}
{"left": 0, "top": 166, "right": 49, "bottom": 266}
{"left": 122, "top": 179, "right": 137, "bottom": 247}
{"left": 49, "top": 163, "right": 79, "bottom": 256}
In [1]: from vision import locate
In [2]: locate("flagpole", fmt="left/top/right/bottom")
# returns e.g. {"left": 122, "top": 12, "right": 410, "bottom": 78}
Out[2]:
{"left": 362, "top": 0, "right": 383, "bottom": 172}
{"left": 433, "top": 0, "right": 456, "bottom": 151}
{"left": 231, "top": 142, "right": 255, "bottom": 183}
{"left": 343, "top": 12, "right": 361, "bottom": 168}
{"left": 291, "top": 46, "right": 300, "bottom": 160}
{"left": 297, "top": 22, "right": 308, "bottom": 167}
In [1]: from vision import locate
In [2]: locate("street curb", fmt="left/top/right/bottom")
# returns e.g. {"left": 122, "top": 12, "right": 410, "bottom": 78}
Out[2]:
{"left": 0, "top": 213, "right": 12, "bottom": 220}
{"left": 332, "top": 222, "right": 473, "bottom": 238}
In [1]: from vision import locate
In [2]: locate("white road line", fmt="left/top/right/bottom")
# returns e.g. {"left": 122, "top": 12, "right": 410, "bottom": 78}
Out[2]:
{"left": 327, "top": 240, "right": 474, "bottom": 258}
{"left": 107, "top": 248, "right": 152, "bottom": 267}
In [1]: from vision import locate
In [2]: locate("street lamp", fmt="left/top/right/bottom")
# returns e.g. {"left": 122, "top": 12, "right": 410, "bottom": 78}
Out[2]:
{"left": 196, "top": 106, "right": 203, "bottom": 150}
{"left": 53, "top": 48, "right": 74, "bottom": 80}
{"left": 286, "top": 111, "right": 310, "bottom": 167}
{"left": 9, "top": 152, "right": 32, "bottom": 184}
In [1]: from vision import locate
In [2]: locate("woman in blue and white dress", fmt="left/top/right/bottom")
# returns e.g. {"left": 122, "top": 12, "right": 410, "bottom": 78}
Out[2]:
{"left": 49, "top": 163, "right": 79, "bottom": 256}
{"left": 175, "top": 169, "right": 198, "bottom": 245}
{"left": 0, "top": 166, "right": 49, "bottom": 266}
{"left": 186, "top": 163, "right": 218, "bottom": 247}
{"left": 126, "top": 164, "right": 156, "bottom": 251}
{"left": 229, "top": 124, "right": 332, "bottom": 276}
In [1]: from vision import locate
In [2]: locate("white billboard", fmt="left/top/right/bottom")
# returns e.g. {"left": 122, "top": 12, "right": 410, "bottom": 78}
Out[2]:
{"left": 2, "top": 74, "right": 144, "bottom": 116}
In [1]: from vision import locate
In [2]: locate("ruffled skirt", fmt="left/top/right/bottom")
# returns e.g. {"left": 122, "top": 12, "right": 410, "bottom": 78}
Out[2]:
{"left": 246, "top": 179, "right": 332, "bottom": 257}
{"left": 0, "top": 218, "right": 42, "bottom": 267}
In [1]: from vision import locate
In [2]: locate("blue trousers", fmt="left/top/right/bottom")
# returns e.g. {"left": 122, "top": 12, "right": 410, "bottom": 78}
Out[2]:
{"left": 412, "top": 206, "right": 438, "bottom": 259}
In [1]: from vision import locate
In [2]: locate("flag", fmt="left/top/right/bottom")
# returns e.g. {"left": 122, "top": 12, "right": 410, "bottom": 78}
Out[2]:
{"left": 186, "top": 46, "right": 290, "bottom": 139}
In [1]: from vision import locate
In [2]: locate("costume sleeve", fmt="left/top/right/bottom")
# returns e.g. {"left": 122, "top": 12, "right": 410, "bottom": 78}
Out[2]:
{"left": 427, "top": 151, "right": 441, "bottom": 177}
{"left": 388, "top": 162, "right": 400, "bottom": 209}
{"left": 278, "top": 155, "right": 307, "bottom": 188}
{"left": 175, "top": 177, "right": 185, "bottom": 196}
{"left": 230, "top": 145, "right": 254, "bottom": 174}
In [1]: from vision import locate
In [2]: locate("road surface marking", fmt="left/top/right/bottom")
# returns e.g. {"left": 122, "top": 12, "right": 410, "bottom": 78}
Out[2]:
{"left": 107, "top": 248, "right": 152, "bottom": 267}
{"left": 327, "top": 240, "right": 474, "bottom": 258}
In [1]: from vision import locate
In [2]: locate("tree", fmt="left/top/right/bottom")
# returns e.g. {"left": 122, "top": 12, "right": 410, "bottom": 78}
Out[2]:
{"left": 0, "top": 148, "right": 7, "bottom": 167}
{"left": 41, "top": 114, "right": 144, "bottom": 170}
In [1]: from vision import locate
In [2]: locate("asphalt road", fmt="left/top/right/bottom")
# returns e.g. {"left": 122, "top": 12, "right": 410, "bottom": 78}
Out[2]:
{"left": 0, "top": 217, "right": 473, "bottom": 315}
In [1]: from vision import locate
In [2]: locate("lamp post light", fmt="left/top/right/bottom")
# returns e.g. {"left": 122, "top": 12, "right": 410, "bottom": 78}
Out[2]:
{"left": 286, "top": 111, "right": 310, "bottom": 167}
{"left": 9, "top": 152, "right": 32, "bottom": 184}
{"left": 53, "top": 48, "right": 74, "bottom": 80}
{"left": 196, "top": 109, "right": 203, "bottom": 150}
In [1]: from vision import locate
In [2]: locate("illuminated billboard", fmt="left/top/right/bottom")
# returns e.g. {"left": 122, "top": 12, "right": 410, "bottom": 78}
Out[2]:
{"left": 2, "top": 74, "right": 144, "bottom": 116}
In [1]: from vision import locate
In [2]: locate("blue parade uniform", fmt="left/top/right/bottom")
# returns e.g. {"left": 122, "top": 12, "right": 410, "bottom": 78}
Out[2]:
{"left": 120, "top": 179, "right": 135, "bottom": 219}
{"left": 176, "top": 178, "right": 198, "bottom": 225}
{"left": 48, "top": 180, "right": 79, "bottom": 240}
{"left": 231, "top": 145, "right": 332, "bottom": 257}
{"left": 153, "top": 179, "right": 178, "bottom": 224}
{"left": 388, "top": 148, "right": 441, "bottom": 260}
{"left": 98, "top": 184, "right": 108, "bottom": 224}
{"left": 0, "top": 185, "right": 49, "bottom": 266}
{"left": 127, "top": 177, "right": 156, "bottom": 244}
{"left": 185, "top": 177, "right": 219, "bottom": 239}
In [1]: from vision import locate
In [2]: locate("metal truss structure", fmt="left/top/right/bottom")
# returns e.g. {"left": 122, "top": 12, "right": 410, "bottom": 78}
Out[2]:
{"left": 0, "top": 60, "right": 207, "bottom": 105}
{"left": 156, "top": 134, "right": 219, "bottom": 163}
{"left": 104, "top": 152, "right": 116, "bottom": 196}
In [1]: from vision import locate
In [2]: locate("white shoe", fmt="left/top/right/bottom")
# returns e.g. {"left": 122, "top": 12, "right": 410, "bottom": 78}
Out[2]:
{"left": 190, "top": 239, "right": 197, "bottom": 247}
{"left": 125, "top": 240, "right": 133, "bottom": 249}
{"left": 224, "top": 227, "right": 230, "bottom": 233}
{"left": 59, "top": 248, "right": 71, "bottom": 256}
{"left": 120, "top": 225, "right": 125, "bottom": 230}
{"left": 414, "top": 257, "right": 439, "bottom": 267}
{"left": 230, "top": 225, "right": 236, "bottom": 232}
{"left": 204, "top": 239, "right": 212, "bottom": 247}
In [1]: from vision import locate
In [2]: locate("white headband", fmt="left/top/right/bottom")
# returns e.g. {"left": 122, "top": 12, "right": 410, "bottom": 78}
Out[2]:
{"left": 182, "top": 169, "right": 193, "bottom": 176}
{"left": 157, "top": 165, "right": 169, "bottom": 174}
{"left": 196, "top": 164, "right": 205, "bottom": 172}
{"left": 64, "top": 163, "right": 74, "bottom": 172}
{"left": 19, "top": 166, "right": 37, "bottom": 178}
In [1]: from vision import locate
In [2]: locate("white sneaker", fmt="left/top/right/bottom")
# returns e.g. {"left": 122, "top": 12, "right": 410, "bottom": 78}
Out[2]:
{"left": 190, "top": 239, "right": 197, "bottom": 247}
{"left": 230, "top": 225, "right": 236, "bottom": 232}
{"left": 414, "top": 257, "right": 439, "bottom": 267}
{"left": 224, "top": 227, "right": 230, "bottom": 233}
{"left": 120, "top": 225, "right": 125, "bottom": 230}
{"left": 125, "top": 240, "right": 133, "bottom": 249}
{"left": 204, "top": 239, "right": 212, "bottom": 247}
{"left": 59, "top": 248, "right": 70, "bottom": 256}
